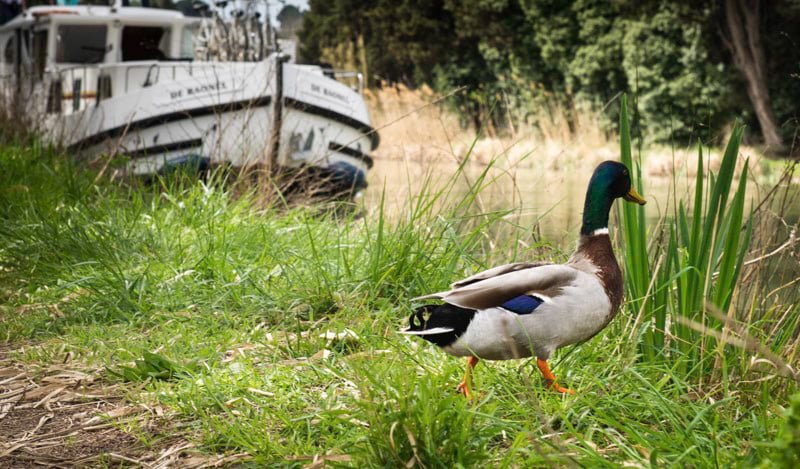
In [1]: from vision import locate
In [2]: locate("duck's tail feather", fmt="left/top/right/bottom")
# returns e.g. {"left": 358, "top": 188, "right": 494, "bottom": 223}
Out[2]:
{"left": 411, "top": 292, "right": 447, "bottom": 302}
{"left": 399, "top": 304, "right": 476, "bottom": 348}
{"left": 399, "top": 326, "right": 455, "bottom": 335}
{"left": 400, "top": 305, "right": 440, "bottom": 335}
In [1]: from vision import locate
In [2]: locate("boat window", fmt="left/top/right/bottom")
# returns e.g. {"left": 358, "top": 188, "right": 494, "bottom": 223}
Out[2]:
{"left": 179, "top": 25, "right": 197, "bottom": 60}
{"left": 120, "top": 0, "right": 200, "bottom": 15}
{"left": 122, "top": 26, "right": 170, "bottom": 61}
{"left": 56, "top": 25, "right": 107, "bottom": 63}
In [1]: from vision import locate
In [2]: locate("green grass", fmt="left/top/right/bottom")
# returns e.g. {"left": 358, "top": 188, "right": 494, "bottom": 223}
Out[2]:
{"left": 0, "top": 130, "right": 798, "bottom": 467}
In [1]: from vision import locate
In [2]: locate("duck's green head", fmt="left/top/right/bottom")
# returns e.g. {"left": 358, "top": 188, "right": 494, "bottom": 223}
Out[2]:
{"left": 581, "top": 161, "right": 646, "bottom": 236}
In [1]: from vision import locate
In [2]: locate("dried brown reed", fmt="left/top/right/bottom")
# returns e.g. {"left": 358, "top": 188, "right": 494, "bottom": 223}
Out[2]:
{"left": 364, "top": 84, "right": 766, "bottom": 179}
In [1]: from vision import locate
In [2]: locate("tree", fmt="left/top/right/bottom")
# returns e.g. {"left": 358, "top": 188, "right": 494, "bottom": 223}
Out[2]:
{"left": 721, "top": 0, "right": 785, "bottom": 152}
{"left": 299, "top": 0, "right": 800, "bottom": 146}
{"left": 299, "top": 0, "right": 460, "bottom": 87}
{"left": 277, "top": 5, "right": 304, "bottom": 40}
{"left": 441, "top": 0, "right": 545, "bottom": 129}
{"left": 621, "top": 3, "right": 734, "bottom": 143}
{"left": 762, "top": 1, "right": 800, "bottom": 153}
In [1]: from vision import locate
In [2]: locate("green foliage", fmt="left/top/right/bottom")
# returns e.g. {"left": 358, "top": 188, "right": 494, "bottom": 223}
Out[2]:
{"left": 568, "top": 1, "right": 626, "bottom": 96}
{"left": 621, "top": 3, "right": 734, "bottom": 143}
{"left": 350, "top": 358, "right": 500, "bottom": 466}
{"left": 520, "top": 1, "right": 735, "bottom": 141}
{"left": 300, "top": 0, "right": 799, "bottom": 146}
{"left": 300, "top": 0, "right": 458, "bottom": 86}
{"left": 769, "top": 393, "right": 800, "bottom": 467}
{"left": 763, "top": 2, "right": 800, "bottom": 145}
{"left": 108, "top": 351, "right": 196, "bottom": 382}
{"left": 439, "top": 0, "right": 545, "bottom": 126}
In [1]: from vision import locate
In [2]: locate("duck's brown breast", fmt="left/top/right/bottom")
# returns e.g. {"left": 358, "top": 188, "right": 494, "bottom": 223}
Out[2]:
{"left": 570, "top": 234, "right": 624, "bottom": 315}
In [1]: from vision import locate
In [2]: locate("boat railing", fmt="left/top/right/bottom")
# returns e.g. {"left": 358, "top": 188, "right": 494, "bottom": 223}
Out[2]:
{"left": 119, "top": 62, "right": 228, "bottom": 92}
{"left": 45, "top": 61, "right": 230, "bottom": 113}
{"left": 52, "top": 61, "right": 226, "bottom": 91}
{"left": 330, "top": 70, "right": 364, "bottom": 95}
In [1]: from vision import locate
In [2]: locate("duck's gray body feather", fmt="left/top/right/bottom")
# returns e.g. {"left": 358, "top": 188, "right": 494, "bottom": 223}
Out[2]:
{"left": 443, "top": 267, "right": 611, "bottom": 360}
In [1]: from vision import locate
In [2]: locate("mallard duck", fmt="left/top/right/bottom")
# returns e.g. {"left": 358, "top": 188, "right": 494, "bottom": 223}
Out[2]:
{"left": 402, "top": 161, "right": 646, "bottom": 397}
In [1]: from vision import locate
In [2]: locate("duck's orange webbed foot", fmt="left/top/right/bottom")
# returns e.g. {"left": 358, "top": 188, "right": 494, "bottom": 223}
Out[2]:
{"left": 456, "top": 379, "right": 472, "bottom": 399}
{"left": 536, "top": 358, "right": 575, "bottom": 395}
{"left": 456, "top": 356, "right": 479, "bottom": 399}
{"left": 545, "top": 381, "right": 575, "bottom": 394}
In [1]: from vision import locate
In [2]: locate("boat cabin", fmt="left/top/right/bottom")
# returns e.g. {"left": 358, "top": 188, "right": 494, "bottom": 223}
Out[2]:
{"left": 0, "top": 3, "right": 200, "bottom": 114}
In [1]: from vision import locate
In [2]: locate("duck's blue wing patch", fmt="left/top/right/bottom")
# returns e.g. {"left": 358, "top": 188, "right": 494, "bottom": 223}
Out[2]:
{"left": 501, "top": 295, "right": 543, "bottom": 315}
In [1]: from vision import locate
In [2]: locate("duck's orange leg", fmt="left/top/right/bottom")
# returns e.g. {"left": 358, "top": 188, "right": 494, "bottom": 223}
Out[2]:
{"left": 456, "top": 356, "right": 479, "bottom": 399}
{"left": 536, "top": 358, "right": 575, "bottom": 394}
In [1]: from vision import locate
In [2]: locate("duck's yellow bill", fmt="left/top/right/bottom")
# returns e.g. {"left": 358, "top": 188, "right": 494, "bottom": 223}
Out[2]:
{"left": 623, "top": 187, "right": 646, "bottom": 205}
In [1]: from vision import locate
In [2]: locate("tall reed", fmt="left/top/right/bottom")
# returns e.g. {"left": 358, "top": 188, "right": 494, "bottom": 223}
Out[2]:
{"left": 618, "top": 95, "right": 754, "bottom": 375}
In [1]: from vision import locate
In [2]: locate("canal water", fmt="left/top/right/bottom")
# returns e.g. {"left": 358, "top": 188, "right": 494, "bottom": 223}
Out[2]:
{"left": 363, "top": 157, "right": 800, "bottom": 250}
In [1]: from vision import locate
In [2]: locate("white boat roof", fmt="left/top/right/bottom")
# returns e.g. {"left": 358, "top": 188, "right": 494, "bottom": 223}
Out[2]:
{"left": 0, "top": 6, "right": 196, "bottom": 32}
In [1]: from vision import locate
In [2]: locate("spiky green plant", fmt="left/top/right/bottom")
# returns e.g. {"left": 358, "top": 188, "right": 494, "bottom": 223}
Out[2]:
{"left": 618, "top": 95, "right": 754, "bottom": 374}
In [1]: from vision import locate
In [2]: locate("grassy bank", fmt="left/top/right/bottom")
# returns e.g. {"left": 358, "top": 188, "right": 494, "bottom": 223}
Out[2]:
{"left": 0, "top": 130, "right": 799, "bottom": 466}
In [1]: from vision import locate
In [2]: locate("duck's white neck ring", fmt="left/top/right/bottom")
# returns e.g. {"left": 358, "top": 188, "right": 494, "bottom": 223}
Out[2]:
{"left": 591, "top": 227, "right": 609, "bottom": 236}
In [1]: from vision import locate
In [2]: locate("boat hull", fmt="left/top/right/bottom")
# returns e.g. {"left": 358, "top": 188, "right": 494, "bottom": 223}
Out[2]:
{"left": 43, "top": 56, "right": 376, "bottom": 191}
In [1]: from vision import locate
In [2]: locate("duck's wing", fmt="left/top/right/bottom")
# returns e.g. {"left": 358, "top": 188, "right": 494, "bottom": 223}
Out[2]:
{"left": 450, "top": 261, "right": 551, "bottom": 288}
{"left": 413, "top": 263, "right": 578, "bottom": 310}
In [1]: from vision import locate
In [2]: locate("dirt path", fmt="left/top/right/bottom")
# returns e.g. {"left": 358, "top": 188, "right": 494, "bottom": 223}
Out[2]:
{"left": 0, "top": 344, "right": 249, "bottom": 468}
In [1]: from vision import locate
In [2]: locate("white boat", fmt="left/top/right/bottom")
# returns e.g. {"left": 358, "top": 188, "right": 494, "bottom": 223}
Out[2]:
{"left": 0, "top": 1, "right": 377, "bottom": 194}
